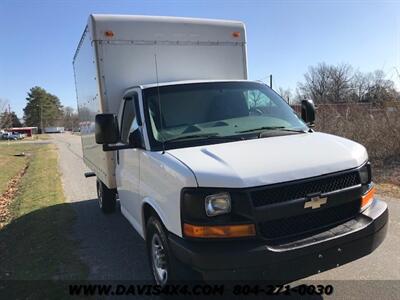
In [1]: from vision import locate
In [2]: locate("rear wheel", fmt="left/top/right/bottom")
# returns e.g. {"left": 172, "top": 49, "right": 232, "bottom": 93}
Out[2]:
{"left": 96, "top": 179, "right": 116, "bottom": 213}
{"left": 146, "top": 216, "right": 200, "bottom": 286}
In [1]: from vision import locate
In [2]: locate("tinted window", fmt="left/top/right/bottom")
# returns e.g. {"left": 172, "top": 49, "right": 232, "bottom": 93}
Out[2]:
{"left": 120, "top": 94, "right": 139, "bottom": 144}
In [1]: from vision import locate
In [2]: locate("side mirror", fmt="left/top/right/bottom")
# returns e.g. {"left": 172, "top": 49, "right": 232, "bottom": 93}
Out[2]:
{"left": 95, "top": 114, "right": 119, "bottom": 144}
{"left": 128, "top": 129, "right": 142, "bottom": 148}
{"left": 301, "top": 99, "right": 316, "bottom": 126}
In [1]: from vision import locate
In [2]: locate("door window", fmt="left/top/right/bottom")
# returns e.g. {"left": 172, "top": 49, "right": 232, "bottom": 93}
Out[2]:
{"left": 120, "top": 93, "right": 139, "bottom": 144}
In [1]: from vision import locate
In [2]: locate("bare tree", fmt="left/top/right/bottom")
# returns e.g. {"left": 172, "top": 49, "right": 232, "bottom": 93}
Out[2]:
{"left": 278, "top": 87, "right": 292, "bottom": 104}
{"left": 298, "top": 63, "right": 332, "bottom": 103}
{"left": 0, "top": 98, "right": 7, "bottom": 112}
{"left": 298, "top": 63, "right": 399, "bottom": 104}
{"left": 329, "top": 64, "right": 353, "bottom": 103}
{"left": 394, "top": 67, "right": 400, "bottom": 87}
{"left": 351, "top": 71, "right": 370, "bottom": 102}
{"left": 364, "top": 70, "right": 398, "bottom": 104}
{"left": 248, "top": 90, "right": 264, "bottom": 108}
{"left": 61, "top": 106, "right": 79, "bottom": 130}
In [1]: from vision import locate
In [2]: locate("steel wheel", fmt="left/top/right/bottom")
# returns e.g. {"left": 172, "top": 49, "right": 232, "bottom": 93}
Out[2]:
{"left": 96, "top": 180, "right": 116, "bottom": 213}
{"left": 151, "top": 233, "right": 168, "bottom": 285}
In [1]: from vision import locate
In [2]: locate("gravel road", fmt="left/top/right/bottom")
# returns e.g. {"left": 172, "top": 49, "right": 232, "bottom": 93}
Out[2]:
{"left": 51, "top": 133, "right": 399, "bottom": 298}
{"left": 52, "top": 133, "right": 151, "bottom": 281}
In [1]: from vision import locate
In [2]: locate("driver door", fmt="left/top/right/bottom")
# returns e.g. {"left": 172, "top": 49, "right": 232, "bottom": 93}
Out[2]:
{"left": 116, "top": 91, "right": 142, "bottom": 231}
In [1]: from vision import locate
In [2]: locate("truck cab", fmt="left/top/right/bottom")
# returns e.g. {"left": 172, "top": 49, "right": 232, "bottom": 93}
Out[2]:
{"left": 95, "top": 79, "right": 388, "bottom": 285}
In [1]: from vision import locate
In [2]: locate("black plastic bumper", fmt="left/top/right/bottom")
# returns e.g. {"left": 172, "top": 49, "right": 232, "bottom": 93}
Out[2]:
{"left": 169, "top": 198, "right": 388, "bottom": 282}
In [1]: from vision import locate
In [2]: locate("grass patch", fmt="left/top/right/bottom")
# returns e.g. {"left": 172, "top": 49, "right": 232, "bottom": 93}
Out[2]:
{"left": 373, "top": 160, "right": 400, "bottom": 198}
{"left": 0, "top": 143, "right": 87, "bottom": 297}
{"left": 0, "top": 143, "right": 33, "bottom": 194}
{"left": 376, "top": 183, "right": 400, "bottom": 198}
{"left": 32, "top": 134, "right": 51, "bottom": 140}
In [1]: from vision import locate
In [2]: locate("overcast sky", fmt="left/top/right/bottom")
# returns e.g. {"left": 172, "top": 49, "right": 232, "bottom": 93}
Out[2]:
{"left": 1, "top": 0, "right": 399, "bottom": 118}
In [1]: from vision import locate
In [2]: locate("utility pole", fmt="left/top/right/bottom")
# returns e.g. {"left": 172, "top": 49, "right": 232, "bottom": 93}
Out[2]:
{"left": 269, "top": 74, "right": 273, "bottom": 90}
{"left": 40, "top": 100, "right": 43, "bottom": 134}
{"left": 8, "top": 104, "right": 11, "bottom": 130}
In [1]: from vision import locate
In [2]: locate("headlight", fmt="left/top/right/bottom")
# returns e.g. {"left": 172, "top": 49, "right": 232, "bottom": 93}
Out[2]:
{"left": 205, "top": 192, "right": 231, "bottom": 217}
{"left": 359, "top": 162, "right": 371, "bottom": 185}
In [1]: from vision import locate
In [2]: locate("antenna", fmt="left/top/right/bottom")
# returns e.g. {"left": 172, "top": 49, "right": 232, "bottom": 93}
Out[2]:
{"left": 154, "top": 52, "right": 166, "bottom": 154}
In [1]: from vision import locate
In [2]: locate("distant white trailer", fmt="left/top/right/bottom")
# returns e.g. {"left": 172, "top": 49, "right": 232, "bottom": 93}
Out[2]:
{"left": 44, "top": 127, "right": 65, "bottom": 133}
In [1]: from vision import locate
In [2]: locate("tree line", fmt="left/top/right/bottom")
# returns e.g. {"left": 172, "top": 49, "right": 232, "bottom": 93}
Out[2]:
{"left": 292, "top": 63, "right": 399, "bottom": 104}
{"left": 0, "top": 87, "right": 79, "bottom": 132}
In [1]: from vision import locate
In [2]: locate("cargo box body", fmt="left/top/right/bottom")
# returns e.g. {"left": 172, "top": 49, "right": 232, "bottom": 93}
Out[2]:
{"left": 73, "top": 14, "right": 247, "bottom": 188}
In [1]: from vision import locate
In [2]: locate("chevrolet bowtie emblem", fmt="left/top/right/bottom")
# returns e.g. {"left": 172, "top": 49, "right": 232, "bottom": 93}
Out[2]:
{"left": 304, "top": 196, "right": 328, "bottom": 209}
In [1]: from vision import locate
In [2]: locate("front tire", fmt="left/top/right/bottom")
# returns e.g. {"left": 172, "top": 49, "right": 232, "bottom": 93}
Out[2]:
{"left": 96, "top": 179, "right": 116, "bottom": 213}
{"left": 146, "top": 216, "right": 199, "bottom": 286}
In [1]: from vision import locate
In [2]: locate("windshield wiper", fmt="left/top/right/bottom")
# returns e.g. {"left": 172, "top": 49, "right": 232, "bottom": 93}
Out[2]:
{"left": 236, "top": 126, "right": 307, "bottom": 134}
{"left": 164, "top": 133, "right": 241, "bottom": 144}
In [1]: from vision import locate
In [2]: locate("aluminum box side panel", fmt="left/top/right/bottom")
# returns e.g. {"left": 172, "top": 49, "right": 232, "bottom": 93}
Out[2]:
{"left": 97, "top": 42, "right": 247, "bottom": 114}
{"left": 73, "top": 26, "right": 116, "bottom": 189}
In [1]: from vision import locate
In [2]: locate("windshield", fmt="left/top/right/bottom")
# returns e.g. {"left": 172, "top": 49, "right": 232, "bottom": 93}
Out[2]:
{"left": 143, "top": 81, "right": 308, "bottom": 149}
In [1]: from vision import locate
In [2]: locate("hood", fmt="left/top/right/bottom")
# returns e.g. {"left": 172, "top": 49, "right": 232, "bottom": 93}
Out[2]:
{"left": 167, "top": 132, "right": 368, "bottom": 188}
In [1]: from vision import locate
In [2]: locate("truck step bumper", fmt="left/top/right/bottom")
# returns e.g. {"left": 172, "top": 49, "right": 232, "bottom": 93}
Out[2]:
{"left": 168, "top": 198, "right": 388, "bottom": 282}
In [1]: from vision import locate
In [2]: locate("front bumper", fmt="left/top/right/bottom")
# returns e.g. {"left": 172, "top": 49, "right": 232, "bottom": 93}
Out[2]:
{"left": 169, "top": 198, "right": 388, "bottom": 282}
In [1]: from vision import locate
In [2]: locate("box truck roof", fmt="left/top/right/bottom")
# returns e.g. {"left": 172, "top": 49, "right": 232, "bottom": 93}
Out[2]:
{"left": 88, "top": 14, "right": 246, "bottom": 43}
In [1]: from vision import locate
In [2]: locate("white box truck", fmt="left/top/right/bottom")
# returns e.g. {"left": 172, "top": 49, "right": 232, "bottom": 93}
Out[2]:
{"left": 74, "top": 14, "right": 388, "bottom": 285}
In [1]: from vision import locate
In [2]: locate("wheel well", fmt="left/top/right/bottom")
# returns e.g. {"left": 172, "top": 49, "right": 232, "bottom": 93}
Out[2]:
{"left": 142, "top": 203, "right": 160, "bottom": 238}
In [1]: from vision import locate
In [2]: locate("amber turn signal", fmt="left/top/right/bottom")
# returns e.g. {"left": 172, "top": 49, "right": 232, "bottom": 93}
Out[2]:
{"left": 104, "top": 30, "right": 114, "bottom": 37}
{"left": 361, "top": 186, "right": 376, "bottom": 209}
{"left": 183, "top": 223, "right": 256, "bottom": 238}
{"left": 232, "top": 31, "right": 241, "bottom": 38}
